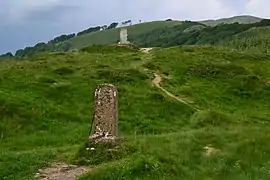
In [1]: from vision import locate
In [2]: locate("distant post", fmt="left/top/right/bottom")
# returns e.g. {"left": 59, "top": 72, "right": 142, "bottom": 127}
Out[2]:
{"left": 89, "top": 84, "right": 118, "bottom": 142}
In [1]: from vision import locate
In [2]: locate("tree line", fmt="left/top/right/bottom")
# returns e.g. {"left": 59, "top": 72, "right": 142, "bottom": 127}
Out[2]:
{"left": 0, "top": 21, "right": 120, "bottom": 59}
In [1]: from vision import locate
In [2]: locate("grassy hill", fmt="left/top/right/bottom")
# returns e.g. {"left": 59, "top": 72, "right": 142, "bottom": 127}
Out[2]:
{"left": 221, "top": 26, "right": 270, "bottom": 53}
{"left": 200, "top": 15, "right": 262, "bottom": 26}
{"left": 66, "top": 16, "right": 263, "bottom": 49}
{"left": 131, "top": 19, "right": 270, "bottom": 53}
{"left": 67, "top": 20, "right": 182, "bottom": 50}
{"left": 1, "top": 45, "right": 270, "bottom": 179}
{"left": 67, "top": 15, "right": 262, "bottom": 49}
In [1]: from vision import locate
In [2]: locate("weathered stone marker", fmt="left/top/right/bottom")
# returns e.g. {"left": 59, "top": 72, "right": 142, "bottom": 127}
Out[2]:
{"left": 119, "top": 28, "right": 130, "bottom": 44}
{"left": 89, "top": 84, "right": 118, "bottom": 142}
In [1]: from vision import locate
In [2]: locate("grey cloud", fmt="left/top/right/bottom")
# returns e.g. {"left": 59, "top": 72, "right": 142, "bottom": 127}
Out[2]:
{"left": 24, "top": 4, "right": 78, "bottom": 24}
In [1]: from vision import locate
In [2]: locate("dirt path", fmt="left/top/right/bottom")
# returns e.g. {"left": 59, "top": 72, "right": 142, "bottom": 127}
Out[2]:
{"left": 140, "top": 48, "right": 153, "bottom": 53}
{"left": 35, "top": 162, "right": 92, "bottom": 180}
{"left": 152, "top": 73, "right": 198, "bottom": 111}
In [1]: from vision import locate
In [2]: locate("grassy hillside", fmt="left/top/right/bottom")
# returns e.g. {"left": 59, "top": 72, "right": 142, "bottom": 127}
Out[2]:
{"left": 200, "top": 15, "right": 262, "bottom": 26}
{"left": 66, "top": 16, "right": 263, "bottom": 49}
{"left": 67, "top": 20, "right": 182, "bottom": 50}
{"left": 221, "top": 26, "right": 270, "bottom": 53}
{"left": 131, "top": 19, "right": 270, "bottom": 53}
{"left": 1, "top": 45, "right": 270, "bottom": 179}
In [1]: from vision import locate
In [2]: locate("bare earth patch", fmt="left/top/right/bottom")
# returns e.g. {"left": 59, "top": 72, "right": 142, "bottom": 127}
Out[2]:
{"left": 204, "top": 145, "right": 221, "bottom": 156}
{"left": 35, "top": 162, "right": 92, "bottom": 180}
{"left": 140, "top": 48, "right": 153, "bottom": 53}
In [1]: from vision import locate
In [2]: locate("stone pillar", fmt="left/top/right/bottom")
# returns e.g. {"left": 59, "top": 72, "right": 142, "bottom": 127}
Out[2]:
{"left": 89, "top": 84, "right": 118, "bottom": 142}
{"left": 119, "top": 28, "right": 129, "bottom": 44}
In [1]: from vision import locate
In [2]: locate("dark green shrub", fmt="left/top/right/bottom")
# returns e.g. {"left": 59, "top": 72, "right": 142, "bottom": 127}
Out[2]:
{"left": 38, "top": 76, "right": 57, "bottom": 84}
{"left": 229, "top": 75, "right": 266, "bottom": 98}
{"left": 53, "top": 67, "right": 74, "bottom": 75}
{"left": 96, "top": 69, "right": 148, "bottom": 83}
{"left": 187, "top": 63, "right": 249, "bottom": 79}
{"left": 80, "top": 45, "right": 139, "bottom": 54}
{"left": 190, "top": 110, "right": 233, "bottom": 128}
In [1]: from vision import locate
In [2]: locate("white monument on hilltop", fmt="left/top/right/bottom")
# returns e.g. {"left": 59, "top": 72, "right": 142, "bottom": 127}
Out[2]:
{"left": 119, "top": 28, "right": 130, "bottom": 44}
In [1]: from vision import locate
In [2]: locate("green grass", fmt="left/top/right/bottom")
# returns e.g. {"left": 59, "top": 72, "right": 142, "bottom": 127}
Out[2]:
{"left": 1, "top": 45, "right": 270, "bottom": 179}
{"left": 67, "top": 21, "right": 182, "bottom": 50}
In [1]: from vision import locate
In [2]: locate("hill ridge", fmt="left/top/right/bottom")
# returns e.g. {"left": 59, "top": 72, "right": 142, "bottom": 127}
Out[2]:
{"left": 0, "top": 15, "right": 266, "bottom": 59}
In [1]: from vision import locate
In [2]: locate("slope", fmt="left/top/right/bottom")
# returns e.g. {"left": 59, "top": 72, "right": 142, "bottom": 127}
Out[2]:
{"left": 131, "top": 19, "right": 270, "bottom": 53}
{"left": 200, "top": 15, "right": 262, "bottom": 26}
{"left": 1, "top": 45, "right": 270, "bottom": 179}
{"left": 221, "top": 26, "right": 270, "bottom": 53}
{"left": 64, "top": 16, "right": 263, "bottom": 50}
{"left": 67, "top": 20, "right": 182, "bottom": 50}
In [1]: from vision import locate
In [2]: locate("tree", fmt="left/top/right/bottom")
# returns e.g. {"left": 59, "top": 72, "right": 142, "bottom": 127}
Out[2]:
{"left": 122, "top": 20, "right": 132, "bottom": 26}
{"left": 48, "top": 33, "right": 75, "bottom": 44}
{"left": 108, "top": 22, "right": 118, "bottom": 29}
{"left": 15, "top": 49, "right": 25, "bottom": 58}
{"left": 101, "top": 25, "right": 108, "bottom": 31}
{"left": 0, "top": 52, "right": 13, "bottom": 59}
{"left": 55, "top": 42, "right": 72, "bottom": 52}
{"left": 77, "top": 26, "right": 101, "bottom": 36}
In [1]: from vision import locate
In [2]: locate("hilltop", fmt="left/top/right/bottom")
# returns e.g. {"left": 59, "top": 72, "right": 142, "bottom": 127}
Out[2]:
{"left": 1, "top": 45, "right": 270, "bottom": 179}
{"left": 199, "top": 15, "right": 262, "bottom": 26}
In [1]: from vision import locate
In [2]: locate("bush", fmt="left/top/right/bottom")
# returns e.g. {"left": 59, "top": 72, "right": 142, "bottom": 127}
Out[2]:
{"left": 190, "top": 110, "right": 233, "bottom": 127}
{"left": 80, "top": 45, "right": 139, "bottom": 54}
{"left": 229, "top": 75, "right": 266, "bottom": 98}
{"left": 96, "top": 69, "right": 148, "bottom": 83}
{"left": 53, "top": 67, "right": 74, "bottom": 75}
{"left": 143, "top": 62, "right": 160, "bottom": 70}
{"left": 38, "top": 77, "right": 57, "bottom": 84}
{"left": 187, "top": 63, "right": 249, "bottom": 79}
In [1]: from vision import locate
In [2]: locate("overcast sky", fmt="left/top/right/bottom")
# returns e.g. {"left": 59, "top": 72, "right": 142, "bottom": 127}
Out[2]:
{"left": 0, "top": 0, "right": 270, "bottom": 54}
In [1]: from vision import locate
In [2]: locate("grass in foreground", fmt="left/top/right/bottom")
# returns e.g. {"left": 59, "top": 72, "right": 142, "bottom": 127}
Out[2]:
{"left": 1, "top": 45, "right": 270, "bottom": 179}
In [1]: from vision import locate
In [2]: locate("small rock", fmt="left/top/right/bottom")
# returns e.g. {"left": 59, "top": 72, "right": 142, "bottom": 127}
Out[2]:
{"left": 62, "top": 164, "right": 69, "bottom": 168}
{"left": 69, "top": 165, "right": 78, "bottom": 169}
{"left": 38, "top": 174, "right": 47, "bottom": 178}
{"left": 204, "top": 145, "right": 220, "bottom": 156}
{"left": 35, "top": 173, "right": 40, "bottom": 178}
{"left": 60, "top": 165, "right": 69, "bottom": 172}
